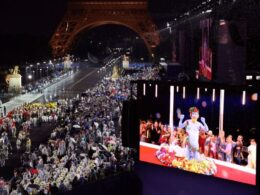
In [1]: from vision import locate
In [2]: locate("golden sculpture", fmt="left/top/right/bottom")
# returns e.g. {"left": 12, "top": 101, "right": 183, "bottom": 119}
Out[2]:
{"left": 63, "top": 54, "right": 72, "bottom": 70}
{"left": 5, "top": 65, "right": 22, "bottom": 93}
{"left": 12, "top": 65, "right": 20, "bottom": 75}
{"left": 111, "top": 65, "right": 120, "bottom": 80}
{"left": 6, "top": 66, "right": 20, "bottom": 84}
{"left": 50, "top": 0, "right": 159, "bottom": 57}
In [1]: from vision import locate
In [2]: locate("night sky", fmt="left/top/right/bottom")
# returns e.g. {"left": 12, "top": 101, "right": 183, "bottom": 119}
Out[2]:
{"left": 0, "top": 0, "right": 201, "bottom": 36}
{"left": 0, "top": 0, "right": 67, "bottom": 36}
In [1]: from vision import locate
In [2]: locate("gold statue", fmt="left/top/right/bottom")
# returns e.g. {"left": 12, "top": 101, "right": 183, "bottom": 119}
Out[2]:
{"left": 12, "top": 65, "right": 20, "bottom": 75}
{"left": 111, "top": 65, "right": 120, "bottom": 80}
{"left": 5, "top": 65, "right": 22, "bottom": 93}
{"left": 64, "top": 54, "right": 72, "bottom": 70}
{"left": 6, "top": 66, "right": 21, "bottom": 84}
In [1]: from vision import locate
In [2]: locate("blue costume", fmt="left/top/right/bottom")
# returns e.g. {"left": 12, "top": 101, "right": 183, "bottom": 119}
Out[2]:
{"left": 178, "top": 107, "right": 209, "bottom": 160}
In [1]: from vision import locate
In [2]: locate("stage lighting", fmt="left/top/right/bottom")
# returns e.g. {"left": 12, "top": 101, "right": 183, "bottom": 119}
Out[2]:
{"left": 212, "top": 88, "right": 216, "bottom": 102}
{"left": 242, "top": 91, "right": 246, "bottom": 105}
{"left": 169, "top": 86, "right": 175, "bottom": 127}
{"left": 219, "top": 89, "right": 225, "bottom": 131}
{"left": 202, "top": 101, "right": 207, "bottom": 108}
{"left": 182, "top": 86, "right": 186, "bottom": 99}
{"left": 155, "top": 84, "right": 158, "bottom": 98}
{"left": 219, "top": 19, "right": 226, "bottom": 26}
{"left": 251, "top": 93, "right": 258, "bottom": 101}
{"left": 246, "top": 75, "right": 253, "bottom": 80}
{"left": 197, "top": 87, "right": 200, "bottom": 100}
{"left": 156, "top": 112, "right": 161, "bottom": 119}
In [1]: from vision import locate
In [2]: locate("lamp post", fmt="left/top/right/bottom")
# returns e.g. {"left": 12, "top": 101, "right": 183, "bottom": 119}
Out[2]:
{"left": 26, "top": 66, "right": 29, "bottom": 83}
{"left": 36, "top": 62, "right": 40, "bottom": 77}
{"left": 40, "top": 68, "right": 42, "bottom": 79}
{"left": 28, "top": 74, "right": 32, "bottom": 80}
{"left": 32, "top": 70, "right": 35, "bottom": 82}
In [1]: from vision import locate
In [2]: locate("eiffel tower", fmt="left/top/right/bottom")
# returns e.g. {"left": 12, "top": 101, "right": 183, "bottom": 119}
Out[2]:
{"left": 50, "top": 0, "right": 160, "bottom": 57}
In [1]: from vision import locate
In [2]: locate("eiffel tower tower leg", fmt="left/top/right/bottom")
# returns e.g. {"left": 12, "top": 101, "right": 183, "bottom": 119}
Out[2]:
{"left": 50, "top": 0, "right": 160, "bottom": 58}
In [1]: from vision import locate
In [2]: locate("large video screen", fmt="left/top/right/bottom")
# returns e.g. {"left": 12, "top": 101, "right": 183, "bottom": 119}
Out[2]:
{"left": 137, "top": 82, "right": 258, "bottom": 185}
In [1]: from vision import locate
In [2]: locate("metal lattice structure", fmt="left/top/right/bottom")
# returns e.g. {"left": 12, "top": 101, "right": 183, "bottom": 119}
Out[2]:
{"left": 50, "top": 0, "right": 160, "bottom": 57}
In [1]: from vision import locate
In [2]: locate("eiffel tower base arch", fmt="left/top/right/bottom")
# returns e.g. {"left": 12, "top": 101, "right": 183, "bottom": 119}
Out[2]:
{"left": 50, "top": 0, "right": 160, "bottom": 59}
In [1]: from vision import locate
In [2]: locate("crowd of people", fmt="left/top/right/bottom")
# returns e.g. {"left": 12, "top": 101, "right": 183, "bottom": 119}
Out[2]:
{"left": 140, "top": 112, "right": 257, "bottom": 169}
{"left": 23, "top": 67, "right": 77, "bottom": 94}
{"left": 0, "top": 102, "right": 60, "bottom": 166}
{"left": 0, "top": 66, "right": 160, "bottom": 194}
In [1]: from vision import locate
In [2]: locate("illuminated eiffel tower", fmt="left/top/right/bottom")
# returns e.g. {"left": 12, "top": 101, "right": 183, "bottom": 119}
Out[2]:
{"left": 50, "top": 0, "right": 160, "bottom": 57}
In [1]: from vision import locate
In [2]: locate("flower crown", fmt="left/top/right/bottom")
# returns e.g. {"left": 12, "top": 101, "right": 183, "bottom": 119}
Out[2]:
{"left": 189, "top": 107, "right": 199, "bottom": 113}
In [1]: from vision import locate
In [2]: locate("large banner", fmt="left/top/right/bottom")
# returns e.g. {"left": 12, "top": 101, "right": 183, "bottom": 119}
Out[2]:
{"left": 199, "top": 18, "right": 212, "bottom": 80}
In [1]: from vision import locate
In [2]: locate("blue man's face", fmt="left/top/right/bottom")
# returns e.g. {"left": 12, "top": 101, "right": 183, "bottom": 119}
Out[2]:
{"left": 190, "top": 112, "right": 199, "bottom": 122}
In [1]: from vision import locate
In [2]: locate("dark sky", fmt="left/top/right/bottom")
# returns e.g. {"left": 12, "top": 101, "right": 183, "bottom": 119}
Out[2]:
{"left": 0, "top": 0, "right": 201, "bottom": 36}
{"left": 2, "top": 0, "right": 258, "bottom": 37}
{"left": 0, "top": 0, "right": 68, "bottom": 36}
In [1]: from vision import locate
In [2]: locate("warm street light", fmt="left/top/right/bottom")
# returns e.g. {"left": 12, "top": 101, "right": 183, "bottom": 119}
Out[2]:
{"left": 40, "top": 68, "right": 42, "bottom": 78}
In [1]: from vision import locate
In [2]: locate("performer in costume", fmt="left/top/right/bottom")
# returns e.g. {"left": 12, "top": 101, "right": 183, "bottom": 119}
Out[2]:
{"left": 159, "top": 125, "right": 170, "bottom": 144}
{"left": 233, "top": 135, "right": 244, "bottom": 165}
{"left": 178, "top": 107, "right": 209, "bottom": 160}
{"left": 247, "top": 139, "right": 257, "bottom": 169}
